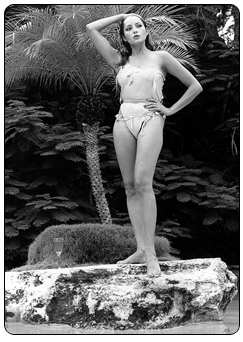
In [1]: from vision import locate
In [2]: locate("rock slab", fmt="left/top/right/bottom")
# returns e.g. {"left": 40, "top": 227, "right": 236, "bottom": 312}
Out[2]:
{"left": 5, "top": 258, "right": 237, "bottom": 331}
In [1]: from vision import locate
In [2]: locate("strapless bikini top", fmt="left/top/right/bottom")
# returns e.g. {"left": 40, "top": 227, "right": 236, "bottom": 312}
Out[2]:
{"left": 116, "top": 63, "right": 166, "bottom": 103}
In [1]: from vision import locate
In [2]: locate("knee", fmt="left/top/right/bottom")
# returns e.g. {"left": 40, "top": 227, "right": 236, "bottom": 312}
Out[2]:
{"left": 134, "top": 179, "right": 152, "bottom": 195}
{"left": 124, "top": 182, "right": 137, "bottom": 198}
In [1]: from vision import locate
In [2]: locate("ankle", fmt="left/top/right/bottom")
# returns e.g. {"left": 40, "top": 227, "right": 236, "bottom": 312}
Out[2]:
{"left": 137, "top": 248, "right": 145, "bottom": 254}
{"left": 145, "top": 247, "right": 157, "bottom": 257}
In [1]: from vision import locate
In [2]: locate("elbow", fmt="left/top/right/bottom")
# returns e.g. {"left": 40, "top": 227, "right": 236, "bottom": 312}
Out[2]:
{"left": 195, "top": 82, "right": 203, "bottom": 95}
{"left": 86, "top": 23, "right": 92, "bottom": 32}
{"left": 198, "top": 83, "right": 203, "bottom": 93}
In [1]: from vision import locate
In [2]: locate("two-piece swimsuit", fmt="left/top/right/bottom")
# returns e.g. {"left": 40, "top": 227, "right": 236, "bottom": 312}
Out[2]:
{"left": 115, "top": 63, "right": 166, "bottom": 138}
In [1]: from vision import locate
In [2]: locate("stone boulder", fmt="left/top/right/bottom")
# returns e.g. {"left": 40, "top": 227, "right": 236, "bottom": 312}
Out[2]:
{"left": 5, "top": 258, "right": 237, "bottom": 331}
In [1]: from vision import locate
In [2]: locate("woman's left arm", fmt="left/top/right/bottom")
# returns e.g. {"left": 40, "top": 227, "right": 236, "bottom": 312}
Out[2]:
{"left": 146, "top": 51, "right": 203, "bottom": 117}
{"left": 162, "top": 51, "right": 203, "bottom": 116}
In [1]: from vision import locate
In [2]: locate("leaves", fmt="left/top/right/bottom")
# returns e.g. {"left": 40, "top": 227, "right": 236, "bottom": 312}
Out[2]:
{"left": 176, "top": 192, "right": 191, "bottom": 202}
{"left": 209, "top": 173, "right": 225, "bottom": 185}
{"left": 5, "top": 187, "right": 19, "bottom": 195}
{"left": 203, "top": 209, "right": 218, "bottom": 225}
{"left": 154, "top": 150, "right": 239, "bottom": 232}
{"left": 12, "top": 221, "right": 30, "bottom": 230}
{"left": 5, "top": 225, "right": 19, "bottom": 238}
{"left": 4, "top": 99, "right": 94, "bottom": 265}
{"left": 32, "top": 213, "right": 50, "bottom": 227}
{"left": 51, "top": 208, "right": 77, "bottom": 222}
{"left": 225, "top": 216, "right": 239, "bottom": 232}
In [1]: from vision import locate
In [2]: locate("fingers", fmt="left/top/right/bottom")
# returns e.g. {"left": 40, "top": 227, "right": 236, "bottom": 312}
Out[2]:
{"left": 146, "top": 98, "right": 157, "bottom": 103}
{"left": 144, "top": 103, "right": 159, "bottom": 109}
{"left": 145, "top": 105, "right": 158, "bottom": 110}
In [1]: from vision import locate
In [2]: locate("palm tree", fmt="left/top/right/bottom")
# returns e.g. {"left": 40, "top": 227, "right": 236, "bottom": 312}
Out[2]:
{"left": 5, "top": 4, "right": 199, "bottom": 224}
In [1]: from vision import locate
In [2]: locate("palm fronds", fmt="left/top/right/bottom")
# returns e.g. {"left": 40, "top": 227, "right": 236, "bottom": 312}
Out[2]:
{"left": 75, "top": 5, "right": 200, "bottom": 73}
{"left": 5, "top": 4, "right": 200, "bottom": 92}
{"left": 5, "top": 6, "right": 117, "bottom": 93}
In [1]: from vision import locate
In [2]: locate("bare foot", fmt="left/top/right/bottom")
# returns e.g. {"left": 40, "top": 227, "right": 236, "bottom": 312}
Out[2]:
{"left": 117, "top": 250, "right": 146, "bottom": 264}
{"left": 146, "top": 254, "right": 161, "bottom": 277}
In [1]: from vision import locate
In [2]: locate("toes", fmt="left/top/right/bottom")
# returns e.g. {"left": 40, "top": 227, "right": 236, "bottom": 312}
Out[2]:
{"left": 147, "top": 266, "right": 161, "bottom": 278}
{"left": 148, "top": 271, "right": 161, "bottom": 278}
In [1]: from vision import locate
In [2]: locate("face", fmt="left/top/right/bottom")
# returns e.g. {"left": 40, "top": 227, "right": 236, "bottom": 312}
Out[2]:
{"left": 122, "top": 16, "right": 147, "bottom": 45}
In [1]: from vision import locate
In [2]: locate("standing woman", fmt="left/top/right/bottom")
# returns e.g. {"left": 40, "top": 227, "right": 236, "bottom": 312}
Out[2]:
{"left": 86, "top": 13, "right": 202, "bottom": 277}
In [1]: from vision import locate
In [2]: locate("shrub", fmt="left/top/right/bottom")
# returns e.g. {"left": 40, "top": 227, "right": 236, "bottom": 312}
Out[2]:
{"left": 16, "top": 223, "right": 174, "bottom": 270}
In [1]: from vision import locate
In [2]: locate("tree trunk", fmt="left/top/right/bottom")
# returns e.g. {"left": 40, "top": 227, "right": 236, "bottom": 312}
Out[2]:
{"left": 82, "top": 122, "right": 112, "bottom": 224}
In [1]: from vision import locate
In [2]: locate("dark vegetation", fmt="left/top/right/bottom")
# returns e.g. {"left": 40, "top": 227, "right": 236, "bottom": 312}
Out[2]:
{"left": 5, "top": 5, "right": 239, "bottom": 269}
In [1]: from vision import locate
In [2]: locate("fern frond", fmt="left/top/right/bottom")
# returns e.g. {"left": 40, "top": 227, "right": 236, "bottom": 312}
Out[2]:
{"left": 55, "top": 140, "right": 84, "bottom": 151}
{"left": 51, "top": 201, "right": 79, "bottom": 210}
{"left": 5, "top": 187, "right": 19, "bottom": 195}
{"left": 15, "top": 193, "right": 33, "bottom": 201}
{"left": 32, "top": 213, "right": 50, "bottom": 227}
{"left": 5, "top": 225, "right": 19, "bottom": 238}
{"left": 12, "top": 221, "right": 30, "bottom": 230}
{"left": 51, "top": 208, "right": 77, "bottom": 222}
{"left": 62, "top": 151, "right": 86, "bottom": 163}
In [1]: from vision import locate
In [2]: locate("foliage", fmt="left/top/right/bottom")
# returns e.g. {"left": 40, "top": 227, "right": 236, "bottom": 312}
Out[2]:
{"left": 5, "top": 100, "right": 98, "bottom": 267}
{"left": 5, "top": 4, "right": 200, "bottom": 92}
{"left": 172, "top": 5, "right": 240, "bottom": 180}
{"left": 154, "top": 150, "right": 239, "bottom": 231}
{"left": 198, "top": 45, "right": 239, "bottom": 164}
{"left": 19, "top": 223, "right": 174, "bottom": 271}
{"left": 153, "top": 149, "right": 239, "bottom": 264}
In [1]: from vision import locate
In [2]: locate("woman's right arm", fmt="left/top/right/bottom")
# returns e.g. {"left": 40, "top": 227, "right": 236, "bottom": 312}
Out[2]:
{"left": 86, "top": 14, "right": 125, "bottom": 69}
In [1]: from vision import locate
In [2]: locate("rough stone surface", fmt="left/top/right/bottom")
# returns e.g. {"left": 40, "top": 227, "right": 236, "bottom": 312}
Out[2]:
{"left": 5, "top": 321, "right": 230, "bottom": 335}
{"left": 5, "top": 258, "right": 237, "bottom": 331}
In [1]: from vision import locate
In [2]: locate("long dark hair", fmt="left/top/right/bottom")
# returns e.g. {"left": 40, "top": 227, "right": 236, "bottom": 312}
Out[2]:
{"left": 116, "top": 14, "right": 154, "bottom": 67}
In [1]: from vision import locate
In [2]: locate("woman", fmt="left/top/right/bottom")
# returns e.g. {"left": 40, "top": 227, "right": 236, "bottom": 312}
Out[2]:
{"left": 86, "top": 13, "right": 202, "bottom": 277}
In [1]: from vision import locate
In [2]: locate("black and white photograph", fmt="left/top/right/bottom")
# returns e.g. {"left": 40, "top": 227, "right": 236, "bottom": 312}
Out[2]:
{"left": 4, "top": 1, "right": 240, "bottom": 337}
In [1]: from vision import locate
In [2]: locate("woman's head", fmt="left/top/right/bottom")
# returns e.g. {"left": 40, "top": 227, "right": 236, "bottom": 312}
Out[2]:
{"left": 117, "top": 14, "right": 154, "bottom": 66}
{"left": 120, "top": 14, "right": 147, "bottom": 38}
{"left": 120, "top": 14, "right": 152, "bottom": 48}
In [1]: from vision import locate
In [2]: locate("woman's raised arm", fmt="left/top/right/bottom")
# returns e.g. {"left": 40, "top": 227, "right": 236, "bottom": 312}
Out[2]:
{"left": 86, "top": 14, "right": 125, "bottom": 69}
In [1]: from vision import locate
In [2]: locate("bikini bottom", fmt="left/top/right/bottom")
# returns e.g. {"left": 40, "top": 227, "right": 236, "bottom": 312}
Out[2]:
{"left": 115, "top": 102, "right": 163, "bottom": 139}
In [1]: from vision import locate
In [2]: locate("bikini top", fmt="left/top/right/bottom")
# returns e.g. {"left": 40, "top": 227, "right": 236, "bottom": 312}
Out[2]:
{"left": 116, "top": 63, "right": 166, "bottom": 103}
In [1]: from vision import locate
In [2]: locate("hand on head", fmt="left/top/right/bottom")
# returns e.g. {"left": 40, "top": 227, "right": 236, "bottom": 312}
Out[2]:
{"left": 123, "top": 13, "right": 144, "bottom": 21}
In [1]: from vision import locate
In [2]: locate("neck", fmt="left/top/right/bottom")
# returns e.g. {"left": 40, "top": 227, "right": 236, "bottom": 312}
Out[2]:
{"left": 131, "top": 44, "right": 149, "bottom": 57}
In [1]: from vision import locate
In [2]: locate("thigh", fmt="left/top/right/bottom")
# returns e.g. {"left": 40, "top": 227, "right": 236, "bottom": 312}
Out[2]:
{"left": 113, "top": 119, "right": 137, "bottom": 184}
{"left": 135, "top": 115, "right": 165, "bottom": 182}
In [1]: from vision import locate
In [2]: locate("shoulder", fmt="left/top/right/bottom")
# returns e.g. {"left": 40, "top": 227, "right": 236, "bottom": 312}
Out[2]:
{"left": 151, "top": 50, "right": 174, "bottom": 64}
{"left": 146, "top": 50, "right": 171, "bottom": 65}
{"left": 149, "top": 50, "right": 174, "bottom": 74}
{"left": 156, "top": 50, "right": 184, "bottom": 73}
{"left": 155, "top": 50, "right": 175, "bottom": 62}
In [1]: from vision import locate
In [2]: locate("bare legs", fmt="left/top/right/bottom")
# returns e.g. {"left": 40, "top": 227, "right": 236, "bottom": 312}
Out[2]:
{"left": 119, "top": 184, "right": 146, "bottom": 264}
{"left": 113, "top": 116, "right": 164, "bottom": 277}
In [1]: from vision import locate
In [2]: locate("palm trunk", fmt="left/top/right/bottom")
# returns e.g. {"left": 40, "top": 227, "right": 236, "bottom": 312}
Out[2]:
{"left": 82, "top": 122, "right": 112, "bottom": 224}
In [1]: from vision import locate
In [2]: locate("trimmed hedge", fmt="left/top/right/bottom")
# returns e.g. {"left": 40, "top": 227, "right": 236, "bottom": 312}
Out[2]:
{"left": 13, "top": 223, "right": 175, "bottom": 271}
